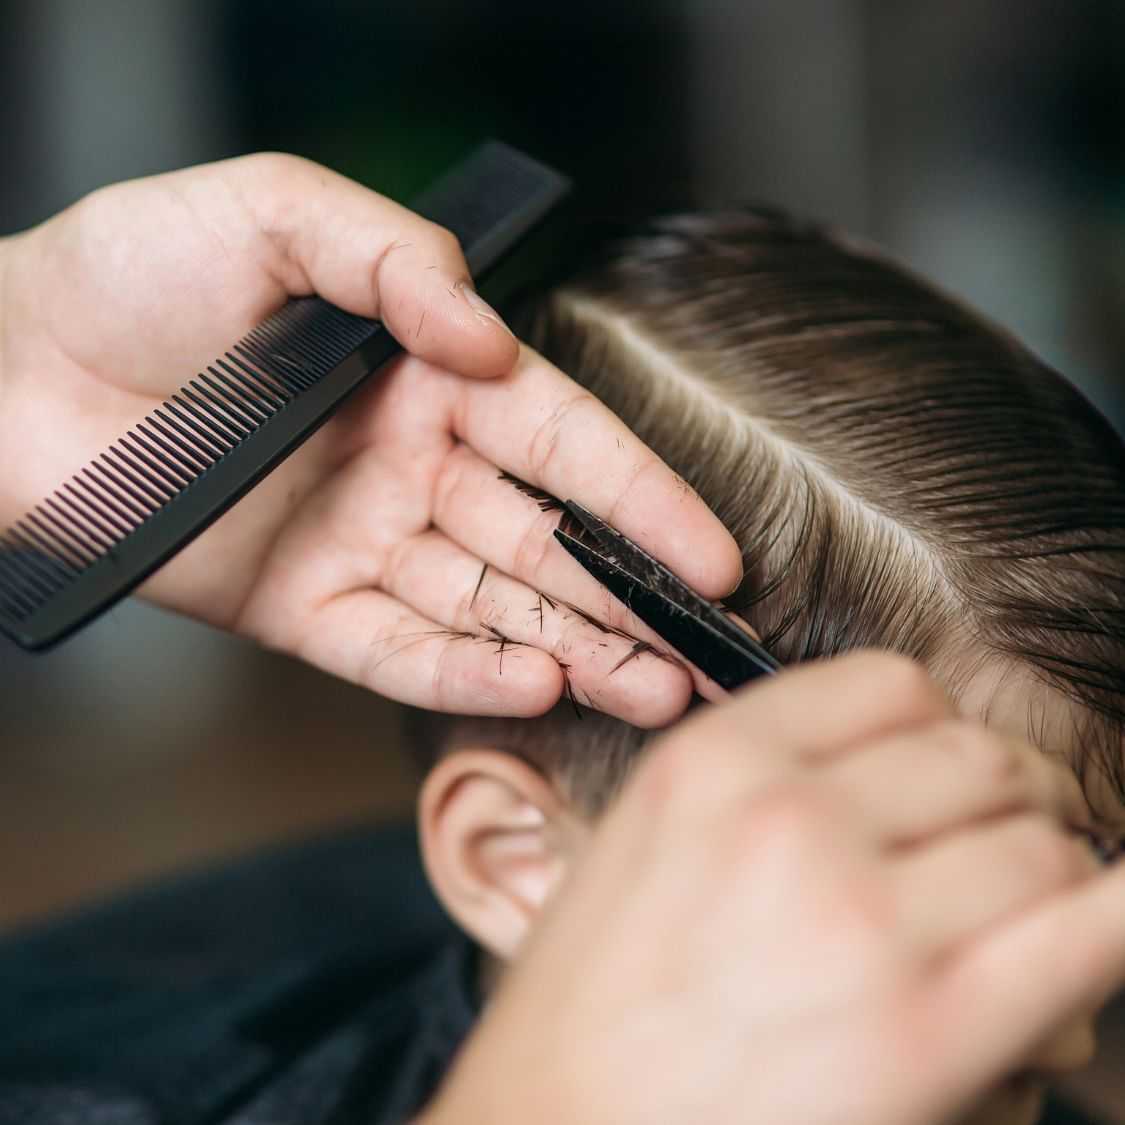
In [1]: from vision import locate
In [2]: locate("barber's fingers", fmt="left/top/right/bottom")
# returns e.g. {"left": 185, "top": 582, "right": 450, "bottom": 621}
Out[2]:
{"left": 441, "top": 346, "right": 744, "bottom": 598}
{"left": 717, "top": 650, "right": 954, "bottom": 758}
{"left": 633, "top": 652, "right": 957, "bottom": 807}
{"left": 918, "top": 860, "right": 1125, "bottom": 1119}
{"left": 892, "top": 813, "right": 1098, "bottom": 959}
{"left": 378, "top": 527, "right": 694, "bottom": 726}
{"left": 429, "top": 444, "right": 739, "bottom": 703}
{"left": 820, "top": 720, "right": 1092, "bottom": 846}
{"left": 231, "top": 152, "right": 519, "bottom": 379}
{"left": 431, "top": 443, "right": 710, "bottom": 659}
{"left": 359, "top": 348, "right": 741, "bottom": 603}
{"left": 292, "top": 587, "right": 563, "bottom": 714}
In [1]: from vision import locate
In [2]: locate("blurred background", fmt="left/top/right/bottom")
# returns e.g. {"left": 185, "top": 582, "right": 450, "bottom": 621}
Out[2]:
{"left": 2, "top": 1, "right": 1124, "bottom": 1120}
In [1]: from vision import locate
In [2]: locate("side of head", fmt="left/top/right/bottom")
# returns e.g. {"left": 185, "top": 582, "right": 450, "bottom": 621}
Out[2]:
{"left": 409, "top": 210, "right": 1125, "bottom": 968}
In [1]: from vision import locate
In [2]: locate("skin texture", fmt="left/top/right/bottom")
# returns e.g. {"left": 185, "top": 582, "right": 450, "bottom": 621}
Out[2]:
{"left": 0, "top": 154, "right": 741, "bottom": 720}
{"left": 419, "top": 654, "right": 1125, "bottom": 1125}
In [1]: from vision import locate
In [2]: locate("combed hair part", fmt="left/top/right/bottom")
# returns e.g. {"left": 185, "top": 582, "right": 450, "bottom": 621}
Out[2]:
{"left": 407, "top": 208, "right": 1125, "bottom": 816}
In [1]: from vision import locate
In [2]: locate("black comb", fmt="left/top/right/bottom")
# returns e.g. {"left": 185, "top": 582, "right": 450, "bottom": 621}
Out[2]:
{"left": 0, "top": 142, "right": 570, "bottom": 651}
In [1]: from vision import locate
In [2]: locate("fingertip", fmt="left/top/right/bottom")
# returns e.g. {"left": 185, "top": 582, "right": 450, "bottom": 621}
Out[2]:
{"left": 594, "top": 648, "right": 695, "bottom": 729}
{"left": 675, "top": 531, "right": 743, "bottom": 601}
{"left": 603, "top": 466, "right": 740, "bottom": 604}
{"left": 454, "top": 282, "right": 520, "bottom": 378}
{"left": 446, "top": 296, "right": 520, "bottom": 379}
{"left": 693, "top": 672, "right": 732, "bottom": 704}
{"left": 711, "top": 534, "right": 746, "bottom": 599}
{"left": 239, "top": 158, "right": 520, "bottom": 380}
{"left": 456, "top": 282, "right": 517, "bottom": 344}
{"left": 664, "top": 505, "right": 744, "bottom": 601}
{"left": 385, "top": 266, "right": 519, "bottom": 380}
{"left": 628, "top": 668, "right": 695, "bottom": 729}
{"left": 415, "top": 319, "right": 519, "bottom": 380}
{"left": 473, "top": 646, "right": 563, "bottom": 717}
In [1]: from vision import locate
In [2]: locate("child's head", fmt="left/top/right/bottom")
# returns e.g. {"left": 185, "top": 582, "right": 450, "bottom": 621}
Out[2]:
{"left": 408, "top": 210, "right": 1125, "bottom": 1123}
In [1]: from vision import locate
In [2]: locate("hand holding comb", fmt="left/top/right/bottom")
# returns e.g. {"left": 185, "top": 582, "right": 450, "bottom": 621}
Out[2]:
{"left": 0, "top": 143, "right": 569, "bottom": 651}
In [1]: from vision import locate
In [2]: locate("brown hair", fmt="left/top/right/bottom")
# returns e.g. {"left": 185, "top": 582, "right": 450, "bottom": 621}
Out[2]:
{"left": 408, "top": 209, "right": 1125, "bottom": 816}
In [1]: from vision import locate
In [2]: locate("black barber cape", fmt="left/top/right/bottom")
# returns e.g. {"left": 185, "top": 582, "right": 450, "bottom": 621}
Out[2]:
{"left": 0, "top": 825, "right": 1106, "bottom": 1125}
{"left": 0, "top": 824, "right": 480, "bottom": 1125}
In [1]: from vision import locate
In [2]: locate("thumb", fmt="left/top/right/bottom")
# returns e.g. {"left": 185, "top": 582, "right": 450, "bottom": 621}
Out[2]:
{"left": 234, "top": 152, "right": 519, "bottom": 379}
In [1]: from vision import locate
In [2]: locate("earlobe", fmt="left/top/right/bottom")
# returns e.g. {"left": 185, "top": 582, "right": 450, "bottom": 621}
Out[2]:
{"left": 418, "top": 749, "right": 578, "bottom": 961}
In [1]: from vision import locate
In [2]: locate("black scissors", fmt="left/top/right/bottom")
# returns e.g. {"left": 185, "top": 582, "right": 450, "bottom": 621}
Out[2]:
{"left": 553, "top": 499, "right": 781, "bottom": 691}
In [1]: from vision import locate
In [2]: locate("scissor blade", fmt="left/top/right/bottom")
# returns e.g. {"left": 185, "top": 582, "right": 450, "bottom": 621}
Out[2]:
{"left": 561, "top": 500, "right": 781, "bottom": 672}
{"left": 554, "top": 527, "right": 777, "bottom": 690}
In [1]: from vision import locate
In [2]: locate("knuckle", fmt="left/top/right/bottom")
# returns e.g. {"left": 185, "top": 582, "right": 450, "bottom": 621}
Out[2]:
{"left": 73, "top": 182, "right": 113, "bottom": 225}
{"left": 243, "top": 150, "right": 308, "bottom": 182}
{"left": 431, "top": 448, "right": 469, "bottom": 523}
{"left": 844, "top": 651, "right": 947, "bottom": 716}
{"left": 875, "top": 653, "right": 946, "bottom": 712}
{"left": 453, "top": 574, "right": 488, "bottom": 629}
{"left": 954, "top": 725, "right": 1024, "bottom": 783}
{"left": 429, "top": 638, "right": 458, "bottom": 712}
{"left": 382, "top": 536, "right": 417, "bottom": 598}
{"left": 71, "top": 183, "right": 131, "bottom": 255}
{"left": 527, "top": 393, "right": 598, "bottom": 480}
{"left": 742, "top": 785, "right": 828, "bottom": 853}
{"left": 512, "top": 510, "right": 561, "bottom": 584}
{"left": 605, "top": 455, "right": 660, "bottom": 528}
{"left": 423, "top": 220, "right": 465, "bottom": 262}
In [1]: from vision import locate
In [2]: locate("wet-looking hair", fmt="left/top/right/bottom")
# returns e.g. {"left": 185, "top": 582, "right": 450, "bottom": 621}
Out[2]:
{"left": 407, "top": 209, "right": 1125, "bottom": 817}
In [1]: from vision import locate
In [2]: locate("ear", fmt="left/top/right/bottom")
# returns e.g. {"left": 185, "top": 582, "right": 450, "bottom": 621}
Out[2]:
{"left": 418, "top": 749, "right": 586, "bottom": 961}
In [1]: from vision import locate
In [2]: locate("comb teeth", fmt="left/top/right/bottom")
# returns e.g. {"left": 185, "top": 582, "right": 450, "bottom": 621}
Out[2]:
{"left": 0, "top": 299, "right": 379, "bottom": 635}
{"left": 0, "top": 141, "right": 571, "bottom": 650}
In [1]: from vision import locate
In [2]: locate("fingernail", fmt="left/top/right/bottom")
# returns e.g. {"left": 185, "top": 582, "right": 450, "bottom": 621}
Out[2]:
{"left": 457, "top": 281, "right": 514, "bottom": 336}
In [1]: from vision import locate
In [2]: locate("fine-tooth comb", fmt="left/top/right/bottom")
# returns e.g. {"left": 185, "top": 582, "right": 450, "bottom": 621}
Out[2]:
{"left": 0, "top": 142, "right": 570, "bottom": 651}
